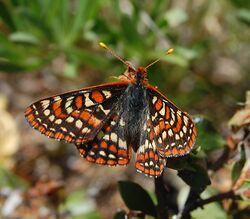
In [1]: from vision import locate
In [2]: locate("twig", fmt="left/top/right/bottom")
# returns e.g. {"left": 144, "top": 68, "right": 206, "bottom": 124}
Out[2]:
{"left": 178, "top": 190, "right": 241, "bottom": 219}
{"left": 154, "top": 170, "right": 169, "bottom": 219}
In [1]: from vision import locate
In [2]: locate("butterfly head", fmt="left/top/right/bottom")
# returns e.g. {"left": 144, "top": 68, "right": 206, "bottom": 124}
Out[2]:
{"left": 135, "top": 67, "right": 148, "bottom": 85}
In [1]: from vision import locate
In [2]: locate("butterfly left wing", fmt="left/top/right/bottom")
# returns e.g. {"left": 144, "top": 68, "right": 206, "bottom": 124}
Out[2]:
{"left": 25, "top": 82, "right": 128, "bottom": 144}
{"left": 146, "top": 85, "right": 197, "bottom": 157}
{"left": 76, "top": 102, "right": 132, "bottom": 166}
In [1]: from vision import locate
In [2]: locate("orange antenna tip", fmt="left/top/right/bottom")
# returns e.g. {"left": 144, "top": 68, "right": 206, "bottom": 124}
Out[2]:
{"left": 99, "top": 42, "right": 107, "bottom": 49}
{"left": 167, "top": 48, "right": 174, "bottom": 54}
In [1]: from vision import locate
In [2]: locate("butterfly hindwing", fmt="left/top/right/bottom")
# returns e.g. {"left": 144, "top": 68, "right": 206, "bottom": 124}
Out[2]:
{"left": 76, "top": 108, "right": 131, "bottom": 166}
{"left": 147, "top": 86, "right": 197, "bottom": 157}
{"left": 135, "top": 112, "right": 165, "bottom": 177}
{"left": 25, "top": 82, "right": 128, "bottom": 144}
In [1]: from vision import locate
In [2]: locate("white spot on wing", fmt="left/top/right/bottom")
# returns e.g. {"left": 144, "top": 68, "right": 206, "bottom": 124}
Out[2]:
{"left": 159, "top": 103, "right": 165, "bottom": 116}
{"left": 44, "top": 109, "right": 50, "bottom": 116}
{"left": 49, "top": 115, "right": 55, "bottom": 122}
{"left": 152, "top": 96, "right": 157, "bottom": 104}
{"left": 99, "top": 151, "right": 106, "bottom": 157}
{"left": 111, "top": 133, "right": 118, "bottom": 142}
{"left": 75, "top": 119, "right": 83, "bottom": 129}
{"left": 102, "top": 90, "right": 111, "bottom": 98}
{"left": 55, "top": 119, "right": 62, "bottom": 124}
{"left": 66, "top": 107, "right": 73, "bottom": 114}
{"left": 168, "top": 129, "right": 173, "bottom": 136}
{"left": 118, "top": 139, "right": 127, "bottom": 149}
{"left": 61, "top": 127, "right": 67, "bottom": 132}
{"left": 54, "top": 96, "right": 61, "bottom": 102}
{"left": 85, "top": 93, "right": 95, "bottom": 107}
{"left": 66, "top": 116, "right": 74, "bottom": 123}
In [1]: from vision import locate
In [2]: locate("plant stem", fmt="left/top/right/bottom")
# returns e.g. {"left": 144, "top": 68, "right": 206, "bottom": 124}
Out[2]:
{"left": 154, "top": 171, "right": 169, "bottom": 219}
{"left": 179, "top": 190, "right": 241, "bottom": 219}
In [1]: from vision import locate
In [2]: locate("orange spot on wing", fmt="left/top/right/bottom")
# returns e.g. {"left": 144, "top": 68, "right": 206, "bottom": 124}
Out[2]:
{"left": 165, "top": 123, "right": 171, "bottom": 129}
{"left": 165, "top": 150, "right": 171, "bottom": 156}
{"left": 45, "top": 131, "right": 54, "bottom": 137}
{"left": 65, "top": 135, "right": 73, "bottom": 142}
{"left": 38, "top": 125, "right": 45, "bottom": 133}
{"left": 189, "top": 139, "right": 193, "bottom": 147}
{"left": 165, "top": 106, "right": 170, "bottom": 120}
{"left": 149, "top": 131, "right": 154, "bottom": 141}
{"left": 159, "top": 120, "right": 165, "bottom": 130}
{"left": 135, "top": 162, "right": 144, "bottom": 171}
{"left": 27, "top": 113, "right": 35, "bottom": 122}
{"left": 109, "top": 145, "right": 117, "bottom": 153}
{"left": 155, "top": 99, "right": 163, "bottom": 111}
{"left": 184, "top": 145, "right": 190, "bottom": 152}
{"left": 91, "top": 91, "right": 104, "bottom": 103}
{"left": 78, "top": 148, "right": 86, "bottom": 155}
{"left": 86, "top": 155, "right": 95, "bottom": 162}
{"left": 53, "top": 101, "right": 67, "bottom": 119}
{"left": 88, "top": 117, "right": 101, "bottom": 127}
{"left": 31, "top": 121, "right": 39, "bottom": 128}
{"left": 172, "top": 147, "right": 178, "bottom": 155}
{"left": 100, "top": 141, "right": 108, "bottom": 149}
{"left": 118, "top": 158, "right": 128, "bottom": 165}
{"left": 149, "top": 169, "right": 155, "bottom": 176}
{"left": 149, "top": 151, "right": 155, "bottom": 159}
{"left": 144, "top": 168, "right": 149, "bottom": 174}
{"left": 179, "top": 148, "right": 185, "bottom": 155}
{"left": 173, "top": 115, "right": 182, "bottom": 132}
{"left": 96, "top": 157, "right": 106, "bottom": 164}
{"left": 92, "top": 143, "right": 98, "bottom": 149}
{"left": 25, "top": 107, "right": 32, "bottom": 115}
{"left": 107, "top": 160, "right": 117, "bottom": 165}
{"left": 55, "top": 132, "right": 64, "bottom": 139}
{"left": 118, "top": 149, "right": 127, "bottom": 157}
{"left": 80, "top": 111, "right": 91, "bottom": 121}
{"left": 75, "top": 96, "right": 83, "bottom": 109}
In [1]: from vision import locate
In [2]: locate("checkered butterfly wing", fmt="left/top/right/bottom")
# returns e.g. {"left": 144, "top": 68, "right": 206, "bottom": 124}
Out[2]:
{"left": 25, "top": 82, "right": 129, "bottom": 144}
{"left": 134, "top": 86, "right": 197, "bottom": 177}
{"left": 148, "top": 86, "right": 197, "bottom": 157}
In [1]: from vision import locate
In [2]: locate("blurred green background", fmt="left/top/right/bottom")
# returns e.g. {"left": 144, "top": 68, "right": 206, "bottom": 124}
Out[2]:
{"left": 0, "top": 0, "right": 249, "bottom": 218}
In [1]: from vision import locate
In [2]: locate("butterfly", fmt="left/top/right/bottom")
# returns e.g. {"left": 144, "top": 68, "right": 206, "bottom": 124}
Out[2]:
{"left": 25, "top": 43, "right": 197, "bottom": 177}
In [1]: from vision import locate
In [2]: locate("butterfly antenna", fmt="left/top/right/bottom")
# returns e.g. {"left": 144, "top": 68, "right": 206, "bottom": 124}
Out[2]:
{"left": 99, "top": 42, "right": 132, "bottom": 69}
{"left": 145, "top": 48, "right": 174, "bottom": 70}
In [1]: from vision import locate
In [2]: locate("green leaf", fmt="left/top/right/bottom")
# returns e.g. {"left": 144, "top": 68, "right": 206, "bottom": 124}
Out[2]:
{"left": 60, "top": 190, "right": 96, "bottom": 217}
{"left": 9, "top": 32, "right": 39, "bottom": 44}
{"left": 178, "top": 163, "right": 211, "bottom": 193}
{"left": 164, "top": 8, "right": 188, "bottom": 27}
{"left": 0, "top": 1, "right": 16, "bottom": 31}
{"left": 118, "top": 181, "right": 157, "bottom": 217}
{"left": 237, "top": 9, "right": 250, "bottom": 26}
{"left": 194, "top": 115, "right": 225, "bottom": 151}
{"left": 0, "top": 166, "right": 27, "bottom": 189}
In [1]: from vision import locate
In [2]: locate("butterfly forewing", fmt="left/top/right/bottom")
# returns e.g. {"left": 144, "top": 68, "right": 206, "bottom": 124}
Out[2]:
{"left": 147, "top": 86, "right": 197, "bottom": 157}
{"left": 25, "top": 82, "right": 128, "bottom": 144}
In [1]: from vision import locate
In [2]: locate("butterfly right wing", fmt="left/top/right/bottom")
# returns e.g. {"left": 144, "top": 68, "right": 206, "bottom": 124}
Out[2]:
{"left": 25, "top": 82, "right": 129, "bottom": 144}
